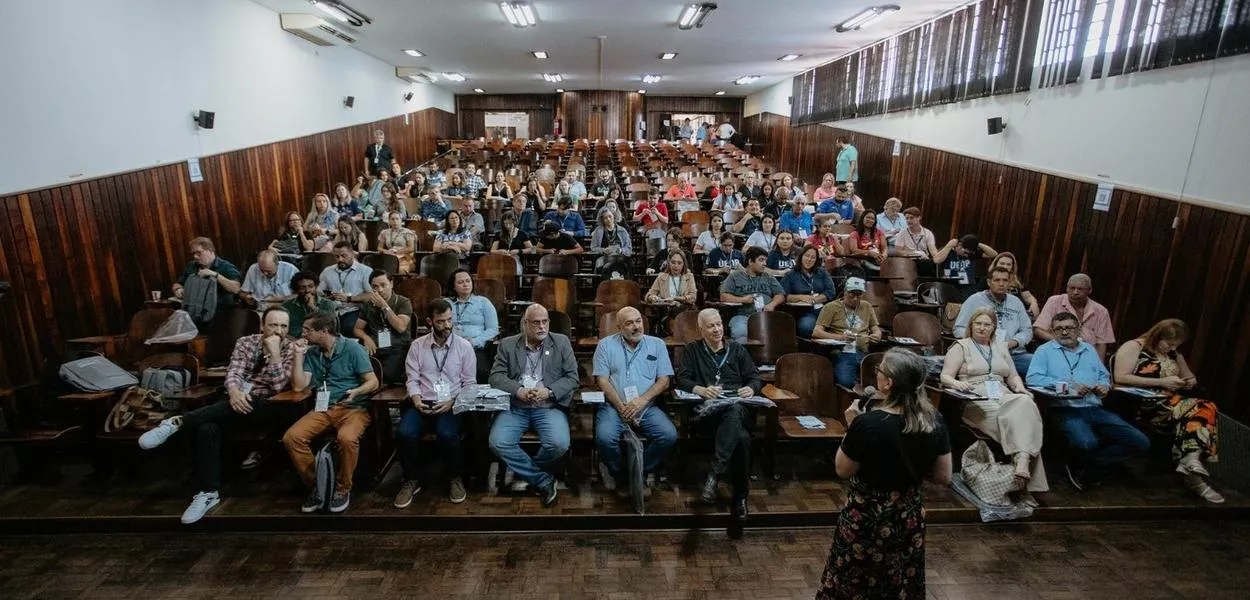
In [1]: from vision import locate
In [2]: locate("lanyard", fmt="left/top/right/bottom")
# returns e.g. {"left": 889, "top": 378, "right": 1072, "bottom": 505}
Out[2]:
{"left": 336, "top": 266, "right": 352, "bottom": 290}
{"left": 621, "top": 337, "right": 643, "bottom": 378}
{"left": 1061, "top": 347, "right": 1082, "bottom": 376}
{"left": 454, "top": 298, "right": 471, "bottom": 323}
{"left": 525, "top": 344, "right": 543, "bottom": 378}
{"left": 909, "top": 230, "right": 925, "bottom": 249}
{"left": 668, "top": 275, "right": 682, "bottom": 297}
{"left": 705, "top": 342, "right": 730, "bottom": 384}
{"left": 374, "top": 144, "right": 381, "bottom": 163}
{"left": 973, "top": 341, "right": 993, "bottom": 367}
{"left": 430, "top": 337, "right": 452, "bottom": 377}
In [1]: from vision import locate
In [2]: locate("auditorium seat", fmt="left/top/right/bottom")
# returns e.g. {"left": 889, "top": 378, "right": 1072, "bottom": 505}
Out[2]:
{"left": 362, "top": 252, "right": 400, "bottom": 276}
{"left": 476, "top": 254, "right": 520, "bottom": 300}
{"left": 420, "top": 251, "right": 462, "bottom": 290}
{"left": 764, "top": 353, "right": 846, "bottom": 478}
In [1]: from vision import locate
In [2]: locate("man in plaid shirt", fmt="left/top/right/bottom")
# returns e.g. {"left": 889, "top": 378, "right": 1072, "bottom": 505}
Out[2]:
{"left": 462, "top": 161, "right": 486, "bottom": 199}
{"left": 138, "top": 306, "right": 307, "bottom": 524}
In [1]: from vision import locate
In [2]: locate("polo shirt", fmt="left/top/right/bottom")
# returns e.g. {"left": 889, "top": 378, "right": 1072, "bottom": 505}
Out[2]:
{"left": 814, "top": 299, "right": 880, "bottom": 352}
{"left": 178, "top": 257, "right": 242, "bottom": 309}
{"left": 835, "top": 144, "right": 858, "bottom": 182}
{"left": 592, "top": 333, "right": 674, "bottom": 401}
{"left": 953, "top": 291, "right": 1033, "bottom": 353}
{"left": 720, "top": 270, "right": 785, "bottom": 317}
{"left": 451, "top": 294, "right": 499, "bottom": 349}
{"left": 241, "top": 261, "right": 298, "bottom": 301}
{"left": 816, "top": 199, "right": 855, "bottom": 221}
{"left": 303, "top": 335, "right": 373, "bottom": 408}
{"left": 357, "top": 292, "right": 414, "bottom": 347}
{"left": 1026, "top": 340, "right": 1110, "bottom": 408}
{"left": 1034, "top": 295, "right": 1115, "bottom": 344}
{"left": 778, "top": 211, "right": 813, "bottom": 238}
{"left": 317, "top": 261, "right": 373, "bottom": 314}
{"left": 896, "top": 227, "right": 937, "bottom": 257}
{"left": 403, "top": 332, "right": 476, "bottom": 400}
{"left": 282, "top": 296, "right": 338, "bottom": 337}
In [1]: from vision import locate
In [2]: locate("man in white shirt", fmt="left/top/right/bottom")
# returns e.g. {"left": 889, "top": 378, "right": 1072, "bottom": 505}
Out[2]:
{"left": 239, "top": 250, "right": 297, "bottom": 310}
{"left": 716, "top": 122, "right": 736, "bottom": 144}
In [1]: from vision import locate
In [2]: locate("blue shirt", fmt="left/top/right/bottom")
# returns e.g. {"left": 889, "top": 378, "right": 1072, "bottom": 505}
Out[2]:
{"left": 419, "top": 199, "right": 450, "bottom": 222}
{"left": 303, "top": 335, "right": 373, "bottom": 408}
{"left": 781, "top": 268, "right": 836, "bottom": 299}
{"left": 817, "top": 199, "right": 855, "bottom": 221}
{"left": 543, "top": 210, "right": 587, "bottom": 236}
{"left": 592, "top": 333, "right": 674, "bottom": 401}
{"left": 778, "top": 211, "right": 813, "bottom": 237}
{"left": 767, "top": 249, "right": 799, "bottom": 271}
{"left": 706, "top": 248, "right": 744, "bottom": 270}
{"left": 836, "top": 145, "right": 858, "bottom": 182}
{"left": 953, "top": 291, "right": 1033, "bottom": 354}
{"left": 451, "top": 295, "right": 499, "bottom": 349}
{"left": 241, "top": 261, "right": 298, "bottom": 301}
{"left": 1026, "top": 340, "right": 1109, "bottom": 408}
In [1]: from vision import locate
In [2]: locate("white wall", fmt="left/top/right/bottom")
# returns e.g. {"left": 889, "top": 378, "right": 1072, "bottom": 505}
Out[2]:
{"left": 0, "top": 0, "right": 455, "bottom": 195}
{"left": 826, "top": 55, "right": 1250, "bottom": 213}
{"left": 744, "top": 80, "right": 793, "bottom": 118}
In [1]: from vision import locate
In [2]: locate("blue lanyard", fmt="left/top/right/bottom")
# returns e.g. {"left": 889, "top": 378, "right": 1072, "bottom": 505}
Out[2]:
{"left": 1061, "top": 347, "right": 1082, "bottom": 376}
{"left": 621, "top": 337, "right": 642, "bottom": 378}
{"left": 429, "top": 337, "right": 453, "bottom": 377}
{"left": 973, "top": 342, "right": 993, "bottom": 367}
{"left": 705, "top": 342, "right": 730, "bottom": 384}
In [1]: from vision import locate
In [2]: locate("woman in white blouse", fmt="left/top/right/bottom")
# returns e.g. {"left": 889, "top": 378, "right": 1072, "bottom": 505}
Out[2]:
{"left": 694, "top": 213, "right": 726, "bottom": 254}
{"left": 744, "top": 214, "right": 779, "bottom": 252}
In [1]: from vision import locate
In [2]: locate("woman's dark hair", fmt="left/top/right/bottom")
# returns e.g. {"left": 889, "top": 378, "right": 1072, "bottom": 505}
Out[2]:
{"left": 499, "top": 211, "right": 518, "bottom": 247}
{"left": 795, "top": 245, "right": 821, "bottom": 276}
{"left": 854, "top": 209, "right": 879, "bottom": 238}
{"left": 381, "top": 182, "right": 397, "bottom": 196}
{"left": 446, "top": 268, "right": 473, "bottom": 296}
{"left": 443, "top": 210, "right": 464, "bottom": 234}
{"left": 879, "top": 348, "right": 937, "bottom": 434}
{"left": 761, "top": 181, "right": 775, "bottom": 199}
{"left": 280, "top": 211, "right": 303, "bottom": 236}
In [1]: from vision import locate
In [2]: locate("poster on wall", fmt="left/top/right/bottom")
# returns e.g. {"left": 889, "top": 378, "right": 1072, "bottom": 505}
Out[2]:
{"left": 1093, "top": 183, "right": 1114, "bottom": 212}
{"left": 187, "top": 158, "right": 204, "bottom": 183}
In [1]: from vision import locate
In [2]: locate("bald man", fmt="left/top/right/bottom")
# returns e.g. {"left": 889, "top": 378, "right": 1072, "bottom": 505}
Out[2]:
{"left": 488, "top": 304, "right": 579, "bottom": 507}
{"left": 591, "top": 307, "right": 677, "bottom": 498}
{"left": 239, "top": 249, "right": 297, "bottom": 309}
{"left": 1033, "top": 273, "right": 1116, "bottom": 360}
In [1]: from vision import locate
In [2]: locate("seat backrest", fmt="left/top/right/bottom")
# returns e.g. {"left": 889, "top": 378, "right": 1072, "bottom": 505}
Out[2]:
{"left": 361, "top": 252, "right": 400, "bottom": 276}
{"left": 127, "top": 308, "right": 176, "bottom": 345}
{"left": 857, "top": 352, "right": 885, "bottom": 393}
{"left": 746, "top": 311, "right": 797, "bottom": 365}
{"left": 204, "top": 308, "right": 260, "bottom": 367}
{"left": 531, "top": 277, "right": 577, "bottom": 316}
{"left": 594, "top": 280, "right": 641, "bottom": 320}
{"left": 880, "top": 257, "right": 918, "bottom": 293}
{"left": 774, "top": 353, "right": 837, "bottom": 417}
{"left": 892, "top": 312, "right": 944, "bottom": 348}
{"left": 475, "top": 254, "right": 519, "bottom": 299}
{"left": 865, "top": 281, "right": 898, "bottom": 327}
{"left": 548, "top": 310, "right": 573, "bottom": 338}
{"left": 300, "top": 252, "right": 337, "bottom": 277}
{"left": 409, "top": 221, "right": 440, "bottom": 251}
{"left": 420, "top": 251, "right": 461, "bottom": 291}
{"left": 680, "top": 210, "right": 710, "bottom": 225}
{"left": 538, "top": 254, "right": 579, "bottom": 278}
{"left": 597, "top": 312, "right": 650, "bottom": 338}
{"left": 669, "top": 309, "right": 702, "bottom": 344}
{"left": 472, "top": 277, "right": 507, "bottom": 320}
{"left": 918, "top": 282, "right": 957, "bottom": 306}
{"left": 395, "top": 277, "right": 443, "bottom": 326}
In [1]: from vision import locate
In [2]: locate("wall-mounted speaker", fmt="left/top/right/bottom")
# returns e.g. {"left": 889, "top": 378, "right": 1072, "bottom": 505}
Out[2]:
{"left": 403, "top": 92, "right": 414, "bottom": 102}
{"left": 344, "top": 96, "right": 355, "bottom": 108}
{"left": 987, "top": 117, "right": 1006, "bottom": 135}
{"left": 193, "top": 110, "right": 215, "bottom": 129}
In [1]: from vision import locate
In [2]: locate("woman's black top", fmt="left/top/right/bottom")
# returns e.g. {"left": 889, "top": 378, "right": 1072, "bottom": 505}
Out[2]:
{"left": 840, "top": 410, "right": 950, "bottom": 493}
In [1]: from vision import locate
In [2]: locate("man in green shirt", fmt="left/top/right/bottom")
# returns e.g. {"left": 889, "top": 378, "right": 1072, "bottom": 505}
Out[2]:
{"left": 813, "top": 277, "right": 881, "bottom": 389}
{"left": 353, "top": 270, "right": 413, "bottom": 383}
{"left": 283, "top": 271, "right": 337, "bottom": 338}
{"left": 282, "top": 312, "right": 379, "bottom": 514}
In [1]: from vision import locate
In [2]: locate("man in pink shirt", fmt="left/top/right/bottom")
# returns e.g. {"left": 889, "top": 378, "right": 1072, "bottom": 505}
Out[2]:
{"left": 1033, "top": 273, "right": 1115, "bottom": 360}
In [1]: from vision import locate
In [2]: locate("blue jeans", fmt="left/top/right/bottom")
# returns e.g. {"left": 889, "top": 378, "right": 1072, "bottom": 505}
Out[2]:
{"left": 488, "top": 406, "right": 570, "bottom": 489}
{"left": 728, "top": 314, "right": 750, "bottom": 343}
{"left": 1010, "top": 351, "right": 1034, "bottom": 379}
{"left": 395, "top": 407, "right": 463, "bottom": 481}
{"left": 1051, "top": 406, "right": 1150, "bottom": 472}
{"left": 796, "top": 311, "right": 819, "bottom": 338}
{"left": 595, "top": 403, "right": 677, "bottom": 480}
{"left": 834, "top": 350, "right": 865, "bottom": 388}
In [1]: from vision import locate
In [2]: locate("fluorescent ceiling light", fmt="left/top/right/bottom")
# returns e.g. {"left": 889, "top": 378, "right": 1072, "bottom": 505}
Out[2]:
{"left": 660, "top": 52, "right": 678, "bottom": 60}
{"left": 312, "top": 0, "right": 349, "bottom": 23}
{"left": 714, "top": 90, "right": 725, "bottom": 95}
{"left": 409, "top": 74, "right": 436, "bottom": 84}
{"left": 542, "top": 73, "right": 563, "bottom": 83}
{"left": 309, "top": 0, "right": 370, "bottom": 27}
{"left": 733, "top": 75, "right": 761, "bottom": 85}
{"left": 678, "top": 3, "right": 717, "bottom": 30}
{"left": 473, "top": 88, "right": 485, "bottom": 93}
{"left": 638, "top": 89, "right": 647, "bottom": 94}
{"left": 532, "top": 50, "right": 548, "bottom": 59}
{"left": 443, "top": 72, "right": 466, "bottom": 82}
{"left": 778, "top": 54, "right": 801, "bottom": 61}
{"left": 500, "top": 1, "right": 537, "bottom": 27}
{"left": 555, "top": 88, "right": 565, "bottom": 93}
{"left": 642, "top": 74, "right": 662, "bottom": 84}
{"left": 403, "top": 49, "right": 424, "bottom": 57}
{"left": 836, "top": 5, "right": 900, "bottom": 32}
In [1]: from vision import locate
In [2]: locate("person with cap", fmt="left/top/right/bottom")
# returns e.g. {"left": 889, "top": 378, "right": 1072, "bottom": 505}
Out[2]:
{"left": 535, "top": 220, "right": 584, "bottom": 255}
{"left": 933, "top": 234, "right": 998, "bottom": 301}
{"left": 813, "top": 277, "right": 882, "bottom": 388}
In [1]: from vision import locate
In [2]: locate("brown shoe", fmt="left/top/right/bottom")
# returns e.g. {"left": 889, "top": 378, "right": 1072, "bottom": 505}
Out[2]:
{"left": 449, "top": 477, "right": 467, "bottom": 504}
{"left": 393, "top": 480, "right": 421, "bottom": 509}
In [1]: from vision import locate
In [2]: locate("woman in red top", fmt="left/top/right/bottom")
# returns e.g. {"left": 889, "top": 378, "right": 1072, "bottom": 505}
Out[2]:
{"left": 846, "top": 209, "right": 888, "bottom": 272}
{"left": 806, "top": 219, "right": 844, "bottom": 272}
{"left": 665, "top": 173, "right": 698, "bottom": 200}
{"left": 701, "top": 173, "right": 723, "bottom": 200}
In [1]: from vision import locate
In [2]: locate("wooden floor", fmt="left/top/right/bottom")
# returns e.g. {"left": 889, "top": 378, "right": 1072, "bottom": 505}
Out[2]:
{"left": 2, "top": 521, "right": 1250, "bottom": 599}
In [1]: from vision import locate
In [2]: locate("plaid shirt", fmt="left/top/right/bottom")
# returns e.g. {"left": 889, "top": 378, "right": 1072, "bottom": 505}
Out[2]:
{"left": 225, "top": 334, "right": 307, "bottom": 399}
{"left": 464, "top": 174, "right": 486, "bottom": 198}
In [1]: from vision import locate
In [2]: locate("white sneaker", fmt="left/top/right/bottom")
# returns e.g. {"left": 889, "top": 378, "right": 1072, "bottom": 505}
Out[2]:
{"left": 599, "top": 462, "right": 617, "bottom": 491}
{"left": 1184, "top": 474, "right": 1225, "bottom": 504}
{"left": 180, "top": 491, "right": 220, "bottom": 524}
{"left": 139, "top": 417, "right": 183, "bottom": 450}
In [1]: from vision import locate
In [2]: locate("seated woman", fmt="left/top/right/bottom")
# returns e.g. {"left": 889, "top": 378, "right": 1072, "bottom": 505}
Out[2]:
{"left": 491, "top": 212, "right": 533, "bottom": 275}
{"left": 270, "top": 211, "right": 315, "bottom": 255}
{"left": 303, "top": 192, "right": 339, "bottom": 247}
{"left": 595, "top": 186, "right": 626, "bottom": 224}
{"left": 878, "top": 197, "right": 907, "bottom": 253}
{"left": 552, "top": 180, "right": 577, "bottom": 210}
{"left": 524, "top": 179, "right": 549, "bottom": 212}
{"left": 744, "top": 214, "right": 779, "bottom": 252}
{"left": 646, "top": 227, "right": 685, "bottom": 274}
{"left": 780, "top": 245, "right": 836, "bottom": 337}
{"left": 377, "top": 212, "right": 418, "bottom": 274}
{"left": 940, "top": 306, "right": 1047, "bottom": 504}
{"left": 694, "top": 212, "right": 727, "bottom": 255}
{"left": 712, "top": 183, "right": 744, "bottom": 212}
{"left": 330, "top": 183, "right": 361, "bottom": 219}
{"left": 779, "top": 174, "right": 805, "bottom": 202}
{"left": 758, "top": 182, "right": 782, "bottom": 218}
{"left": 590, "top": 211, "right": 632, "bottom": 268}
{"left": 434, "top": 211, "right": 474, "bottom": 261}
{"left": 701, "top": 173, "right": 723, "bottom": 201}
{"left": 418, "top": 188, "right": 451, "bottom": 226}
{"left": 765, "top": 229, "right": 800, "bottom": 277}
{"left": 811, "top": 173, "right": 837, "bottom": 204}
{"left": 705, "top": 231, "right": 745, "bottom": 274}
{"left": 807, "top": 219, "right": 844, "bottom": 273}
{"left": 483, "top": 172, "right": 513, "bottom": 212}
{"left": 442, "top": 172, "right": 472, "bottom": 207}
{"left": 327, "top": 217, "right": 368, "bottom": 253}
{"left": 645, "top": 248, "right": 697, "bottom": 306}
{"left": 988, "top": 252, "right": 1041, "bottom": 318}
{"left": 378, "top": 184, "right": 407, "bottom": 223}
{"left": 447, "top": 268, "right": 500, "bottom": 382}
{"left": 844, "top": 209, "right": 888, "bottom": 274}
{"left": 1113, "top": 319, "right": 1223, "bottom": 503}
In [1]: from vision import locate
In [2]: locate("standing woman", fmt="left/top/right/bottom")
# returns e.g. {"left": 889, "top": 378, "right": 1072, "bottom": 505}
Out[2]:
{"left": 447, "top": 268, "right": 500, "bottom": 382}
{"left": 694, "top": 213, "right": 726, "bottom": 255}
{"left": 818, "top": 348, "right": 951, "bottom": 600}
{"left": 1113, "top": 319, "right": 1223, "bottom": 503}
{"left": 780, "top": 245, "right": 836, "bottom": 337}
{"left": 987, "top": 252, "right": 1041, "bottom": 318}
{"left": 377, "top": 211, "right": 417, "bottom": 274}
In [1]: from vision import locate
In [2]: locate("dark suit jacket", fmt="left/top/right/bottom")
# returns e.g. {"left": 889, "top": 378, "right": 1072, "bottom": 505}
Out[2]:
{"left": 489, "top": 332, "right": 580, "bottom": 408}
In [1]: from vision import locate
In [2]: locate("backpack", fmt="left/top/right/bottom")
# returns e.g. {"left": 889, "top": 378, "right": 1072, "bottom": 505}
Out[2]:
{"left": 182, "top": 274, "right": 219, "bottom": 323}
{"left": 140, "top": 367, "right": 191, "bottom": 397}
{"left": 314, "top": 441, "right": 339, "bottom": 512}
{"left": 59, "top": 355, "right": 139, "bottom": 393}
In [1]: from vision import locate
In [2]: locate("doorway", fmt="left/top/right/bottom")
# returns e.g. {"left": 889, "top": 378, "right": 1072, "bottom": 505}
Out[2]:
{"left": 484, "top": 112, "right": 531, "bottom": 140}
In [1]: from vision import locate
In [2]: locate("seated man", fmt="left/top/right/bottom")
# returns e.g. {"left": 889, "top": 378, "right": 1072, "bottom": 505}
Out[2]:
{"left": 814, "top": 185, "right": 855, "bottom": 225}
{"left": 172, "top": 236, "right": 242, "bottom": 318}
{"left": 488, "top": 304, "right": 579, "bottom": 507}
{"left": 894, "top": 207, "right": 940, "bottom": 275}
{"left": 282, "top": 311, "right": 379, "bottom": 514}
{"left": 318, "top": 241, "right": 374, "bottom": 335}
{"left": 460, "top": 199, "right": 487, "bottom": 249}
{"left": 283, "top": 271, "right": 338, "bottom": 338}
{"left": 1033, "top": 273, "right": 1115, "bottom": 361}
{"left": 543, "top": 198, "right": 587, "bottom": 237}
{"left": 352, "top": 270, "right": 413, "bottom": 384}
{"left": 778, "top": 196, "right": 813, "bottom": 239}
{"left": 718, "top": 247, "right": 785, "bottom": 343}
{"left": 138, "top": 307, "right": 304, "bottom": 524}
{"left": 731, "top": 198, "right": 764, "bottom": 236}
{"left": 503, "top": 192, "right": 539, "bottom": 238}
{"left": 674, "top": 308, "right": 761, "bottom": 536}
{"left": 239, "top": 249, "right": 297, "bottom": 310}
{"left": 1027, "top": 312, "right": 1149, "bottom": 489}
{"left": 954, "top": 266, "right": 1033, "bottom": 377}
{"left": 395, "top": 299, "right": 475, "bottom": 508}
{"left": 592, "top": 307, "right": 677, "bottom": 498}
{"left": 813, "top": 277, "right": 882, "bottom": 388}
{"left": 634, "top": 191, "right": 671, "bottom": 241}
{"left": 705, "top": 231, "right": 745, "bottom": 274}
{"left": 535, "top": 220, "right": 584, "bottom": 255}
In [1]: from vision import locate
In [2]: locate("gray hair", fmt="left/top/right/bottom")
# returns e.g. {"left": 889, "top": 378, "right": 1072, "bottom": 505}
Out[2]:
{"left": 697, "top": 308, "right": 721, "bottom": 326}
{"left": 1068, "top": 273, "right": 1092, "bottom": 289}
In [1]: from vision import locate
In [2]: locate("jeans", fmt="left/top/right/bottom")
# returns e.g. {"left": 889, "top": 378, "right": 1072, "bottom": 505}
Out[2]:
{"left": 395, "top": 407, "right": 464, "bottom": 482}
{"left": 488, "top": 406, "right": 570, "bottom": 489}
{"left": 796, "top": 311, "right": 819, "bottom": 338}
{"left": 728, "top": 314, "right": 750, "bottom": 343}
{"left": 699, "top": 403, "right": 753, "bottom": 501}
{"left": 594, "top": 403, "right": 677, "bottom": 480}
{"left": 834, "top": 350, "right": 865, "bottom": 388}
{"left": 180, "top": 396, "right": 276, "bottom": 492}
{"left": 1052, "top": 406, "right": 1150, "bottom": 472}
{"left": 282, "top": 406, "right": 371, "bottom": 494}
{"left": 1010, "top": 352, "right": 1034, "bottom": 379}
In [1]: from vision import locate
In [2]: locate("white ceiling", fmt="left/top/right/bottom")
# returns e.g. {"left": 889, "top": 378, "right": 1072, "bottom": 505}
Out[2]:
{"left": 252, "top": 0, "right": 971, "bottom": 96}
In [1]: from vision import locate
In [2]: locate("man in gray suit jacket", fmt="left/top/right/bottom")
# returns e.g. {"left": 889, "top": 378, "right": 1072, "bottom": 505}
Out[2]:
{"left": 488, "top": 304, "right": 578, "bottom": 506}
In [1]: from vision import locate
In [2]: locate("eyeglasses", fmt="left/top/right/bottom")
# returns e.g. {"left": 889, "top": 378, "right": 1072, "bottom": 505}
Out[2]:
{"left": 1052, "top": 326, "right": 1078, "bottom": 332}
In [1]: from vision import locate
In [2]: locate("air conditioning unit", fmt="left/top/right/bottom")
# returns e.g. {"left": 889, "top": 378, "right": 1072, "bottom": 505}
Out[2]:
{"left": 280, "top": 13, "right": 355, "bottom": 46}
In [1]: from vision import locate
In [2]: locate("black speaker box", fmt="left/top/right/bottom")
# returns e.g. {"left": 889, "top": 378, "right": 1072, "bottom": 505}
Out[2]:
{"left": 194, "top": 110, "right": 215, "bottom": 129}
{"left": 987, "top": 117, "right": 1005, "bottom": 135}
{"left": 345, "top": 96, "right": 355, "bottom": 108}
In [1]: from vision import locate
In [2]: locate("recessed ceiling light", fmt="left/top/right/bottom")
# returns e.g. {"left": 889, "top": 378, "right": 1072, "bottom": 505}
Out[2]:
{"left": 678, "top": 3, "right": 717, "bottom": 30}
{"left": 642, "top": 74, "right": 662, "bottom": 84}
{"left": 532, "top": 50, "right": 548, "bottom": 59}
{"left": 660, "top": 52, "right": 677, "bottom": 60}
{"left": 542, "top": 73, "right": 563, "bottom": 83}
{"left": 403, "top": 49, "right": 424, "bottom": 57}
{"left": 836, "top": 5, "right": 901, "bottom": 32}
{"left": 555, "top": 88, "right": 565, "bottom": 93}
{"left": 733, "top": 75, "right": 761, "bottom": 85}
{"left": 714, "top": 90, "right": 725, "bottom": 96}
{"left": 638, "top": 89, "right": 646, "bottom": 94}
{"left": 473, "top": 88, "right": 485, "bottom": 93}
{"left": 778, "top": 54, "right": 801, "bottom": 61}
{"left": 499, "top": 1, "right": 537, "bottom": 27}
{"left": 443, "top": 72, "right": 467, "bottom": 82}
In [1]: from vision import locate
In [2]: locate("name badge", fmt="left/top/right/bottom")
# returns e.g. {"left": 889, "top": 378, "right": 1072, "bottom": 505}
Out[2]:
{"left": 624, "top": 385, "right": 640, "bottom": 402}
{"left": 521, "top": 375, "right": 539, "bottom": 389}
{"left": 315, "top": 384, "right": 330, "bottom": 412}
{"left": 753, "top": 294, "right": 766, "bottom": 311}
{"left": 240, "top": 382, "right": 254, "bottom": 396}
{"left": 434, "top": 379, "right": 451, "bottom": 402}
{"left": 985, "top": 380, "right": 1004, "bottom": 401}
{"left": 378, "top": 328, "right": 392, "bottom": 349}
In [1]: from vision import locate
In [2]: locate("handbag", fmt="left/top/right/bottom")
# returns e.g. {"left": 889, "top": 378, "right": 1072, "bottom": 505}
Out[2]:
{"left": 104, "top": 387, "right": 173, "bottom": 433}
{"left": 959, "top": 440, "right": 1025, "bottom": 506}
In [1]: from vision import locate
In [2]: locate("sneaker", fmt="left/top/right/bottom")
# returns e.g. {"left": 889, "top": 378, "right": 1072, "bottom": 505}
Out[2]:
{"left": 240, "top": 450, "right": 265, "bottom": 470}
{"left": 300, "top": 490, "right": 323, "bottom": 514}
{"left": 1065, "top": 464, "right": 1085, "bottom": 492}
{"left": 393, "top": 480, "right": 421, "bottom": 509}
{"left": 1183, "top": 474, "right": 1225, "bottom": 504}
{"left": 599, "top": 462, "right": 617, "bottom": 491}
{"left": 1177, "top": 454, "right": 1210, "bottom": 477}
{"left": 180, "top": 491, "right": 220, "bottom": 524}
{"left": 699, "top": 473, "right": 718, "bottom": 504}
{"left": 138, "top": 417, "right": 182, "bottom": 450}
{"left": 538, "top": 483, "right": 558, "bottom": 507}
{"left": 329, "top": 491, "right": 351, "bottom": 513}
{"left": 449, "top": 477, "right": 467, "bottom": 504}
{"left": 1018, "top": 491, "right": 1040, "bottom": 508}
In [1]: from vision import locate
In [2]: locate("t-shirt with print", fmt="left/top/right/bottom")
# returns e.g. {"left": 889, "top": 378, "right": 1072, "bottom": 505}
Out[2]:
{"left": 706, "top": 248, "right": 744, "bottom": 270}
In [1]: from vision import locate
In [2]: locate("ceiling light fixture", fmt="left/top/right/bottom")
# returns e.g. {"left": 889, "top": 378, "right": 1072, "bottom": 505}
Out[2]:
{"left": 443, "top": 72, "right": 467, "bottom": 82}
{"left": 542, "top": 73, "right": 563, "bottom": 83}
{"left": 778, "top": 54, "right": 801, "bottom": 61}
{"left": 500, "top": 1, "right": 538, "bottom": 27}
{"left": 642, "top": 74, "right": 662, "bottom": 84}
{"left": 836, "top": 5, "right": 900, "bottom": 32}
{"left": 474, "top": 88, "right": 485, "bottom": 93}
{"left": 678, "top": 3, "right": 718, "bottom": 30}
{"left": 408, "top": 74, "right": 436, "bottom": 84}
{"left": 555, "top": 88, "right": 565, "bottom": 93}
{"left": 660, "top": 52, "right": 678, "bottom": 60}
{"left": 638, "top": 89, "right": 647, "bottom": 94}
{"left": 403, "top": 49, "right": 424, "bottom": 57}
{"left": 733, "top": 75, "right": 760, "bottom": 85}
{"left": 714, "top": 90, "right": 726, "bottom": 95}
{"left": 309, "top": 1, "right": 371, "bottom": 27}
{"left": 532, "top": 50, "right": 548, "bottom": 59}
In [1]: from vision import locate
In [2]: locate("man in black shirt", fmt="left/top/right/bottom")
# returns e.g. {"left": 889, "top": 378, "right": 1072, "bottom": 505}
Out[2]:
{"left": 535, "top": 220, "right": 584, "bottom": 255}
{"left": 674, "top": 308, "right": 761, "bottom": 536}
{"left": 364, "top": 129, "right": 395, "bottom": 178}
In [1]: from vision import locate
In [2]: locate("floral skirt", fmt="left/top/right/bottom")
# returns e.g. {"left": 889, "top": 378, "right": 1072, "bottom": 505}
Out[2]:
{"left": 1141, "top": 394, "right": 1219, "bottom": 463}
{"left": 816, "top": 480, "right": 926, "bottom": 600}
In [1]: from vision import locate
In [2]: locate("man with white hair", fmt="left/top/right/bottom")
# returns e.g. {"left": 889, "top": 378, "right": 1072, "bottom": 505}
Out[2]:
{"left": 592, "top": 307, "right": 677, "bottom": 498}
{"left": 1033, "top": 273, "right": 1115, "bottom": 361}
{"left": 239, "top": 249, "right": 297, "bottom": 310}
